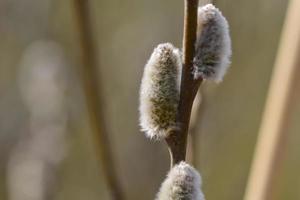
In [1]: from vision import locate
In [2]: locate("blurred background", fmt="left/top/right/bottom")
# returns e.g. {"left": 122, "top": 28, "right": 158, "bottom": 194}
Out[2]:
{"left": 0, "top": 0, "right": 299, "bottom": 199}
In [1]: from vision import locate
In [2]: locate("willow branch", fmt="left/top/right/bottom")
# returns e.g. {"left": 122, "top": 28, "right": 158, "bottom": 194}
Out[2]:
{"left": 186, "top": 91, "right": 203, "bottom": 164}
{"left": 244, "top": 0, "right": 300, "bottom": 199}
{"left": 165, "top": 0, "right": 201, "bottom": 167}
{"left": 72, "top": 1, "right": 124, "bottom": 199}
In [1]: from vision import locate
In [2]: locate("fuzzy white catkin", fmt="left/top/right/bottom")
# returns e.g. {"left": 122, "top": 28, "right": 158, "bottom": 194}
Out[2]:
{"left": 139, "top": 43, "right": 182, "bottom": 140}
{"left": 193, "top": 4, "right": 232, "bottom": 83}
{"left": 156, "top": 162, "right": 205, "bottom": 200}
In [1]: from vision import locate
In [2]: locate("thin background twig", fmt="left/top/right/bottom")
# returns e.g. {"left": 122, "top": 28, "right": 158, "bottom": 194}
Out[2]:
{"left": 72, "top": 0, "right": 124, "bottom": 199}
{"left": 186, "top": 91, "right": 202, "bottom": 164}
{"left": 244, "top": 0, "right": 300, "bottom": 199}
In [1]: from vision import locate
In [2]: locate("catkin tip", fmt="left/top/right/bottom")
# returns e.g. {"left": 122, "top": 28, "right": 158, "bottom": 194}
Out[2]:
{"left": 156, "top": 162, "right": 205, "bottom": 200}
{"left": 139, "top": 43, "right": 182, "bottom": 140}
{"left": 193, "top": 4, "right": 232, "bottom": 83}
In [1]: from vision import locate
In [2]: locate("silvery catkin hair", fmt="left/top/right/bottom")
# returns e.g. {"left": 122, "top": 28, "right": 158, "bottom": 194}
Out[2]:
{"left": 155, "top": 162, "right": 205, "bottom": 200}
{"left": 139, "top": 43, "right": 182, "bottom": 140}
{"left": 193, "top": 4, "right": 232, "bottom": 83}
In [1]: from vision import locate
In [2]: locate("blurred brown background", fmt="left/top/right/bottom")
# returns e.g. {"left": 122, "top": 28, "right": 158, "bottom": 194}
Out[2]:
{"left": 0, "top": 0, "right": 299, "bottom": 199}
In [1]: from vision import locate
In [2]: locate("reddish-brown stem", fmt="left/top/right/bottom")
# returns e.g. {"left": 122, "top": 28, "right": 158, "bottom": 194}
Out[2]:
{"left": 73, "top": 0, "right": 124, "bottom": 199}
{"left": 165, "top": 0, "right": 201, "bottom": 167}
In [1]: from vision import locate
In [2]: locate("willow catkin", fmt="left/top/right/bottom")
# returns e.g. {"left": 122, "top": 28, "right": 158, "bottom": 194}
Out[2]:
{"left": 139, "top": 43, "right": 182, "bottom": 140}
{"left": 193, "top": 4, "right": 232, "bottom": 83}
{"left": 156, "top": 162, "right": 205, "bottom": 200}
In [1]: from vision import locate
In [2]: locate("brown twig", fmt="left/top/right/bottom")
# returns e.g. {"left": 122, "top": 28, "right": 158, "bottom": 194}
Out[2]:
{"left": 243, "top": 0, "right": 300, "bottom": 199}
{"left": 165, "top": 0, "right": 201, "bottom": 167}
{"left": 186, "top": 91, "right": 203, "bottom": 164}
{"left": 72, "top": 1, "right": 124, "bottom": 199}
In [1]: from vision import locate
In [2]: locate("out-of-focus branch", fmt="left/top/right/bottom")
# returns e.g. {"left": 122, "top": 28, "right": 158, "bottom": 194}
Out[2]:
{"left": 244, "top": 0, "right": 300, "bottom": 199}
{"left": 165, "top": 0, "right": 201, "bottom": 167}
{"left": 186, "top": 91, "right": 202, "bottom": 164}
{"left": 72, "top": 1, "right": 124, "bottom": 200}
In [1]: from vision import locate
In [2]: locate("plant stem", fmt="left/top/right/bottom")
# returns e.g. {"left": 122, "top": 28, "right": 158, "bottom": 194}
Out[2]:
{"left": 165, "top": 0, "right": 201, "bottom": 167}
{"left": 243, "top": 0, "right": 300, "bottom": 199}
{"left": 187, "top": 91, "right": 203, "bottom": 165}
{"left": 73, "top": 1, "right": 124, "bottom": 199}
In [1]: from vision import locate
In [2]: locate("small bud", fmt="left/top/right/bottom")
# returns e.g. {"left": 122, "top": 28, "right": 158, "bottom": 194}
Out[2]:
{"left": 156, "top": 162, "right": 205, "bottom": 200}
{"left": 193, "top": 4, "right": 232, "bottom": 83}
{"left": 139, "top": 43, "right": 182, "bottom": 140}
